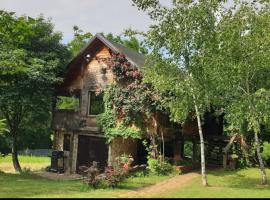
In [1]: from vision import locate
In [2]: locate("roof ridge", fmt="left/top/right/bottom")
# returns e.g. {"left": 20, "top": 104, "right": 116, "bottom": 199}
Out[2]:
{"left": 94, "top": 33, "right": 145, "bottom": 67}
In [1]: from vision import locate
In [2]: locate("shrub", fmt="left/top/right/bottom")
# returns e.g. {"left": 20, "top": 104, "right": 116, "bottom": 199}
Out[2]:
{"left": 83, "top": 161, "right": 102, "bottom": 189}
{"left": 132, "top": 170, "right": 149, "bottom": 177}
{"left": 104, "top": 166, "right": 128, "bottom": 188}
{"left": 147, "top": 158, "right": 174, "bottom": 176}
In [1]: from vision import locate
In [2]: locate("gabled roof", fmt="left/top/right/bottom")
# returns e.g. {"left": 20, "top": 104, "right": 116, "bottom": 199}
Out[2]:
{"left": 67, "top": 33, "right": 145, "bottom": 71}
{"left": 92, "top": 33, "right": 145, "bottom": 67}
{"left": 59, "top": 33, "right": 145, "bottom": 94}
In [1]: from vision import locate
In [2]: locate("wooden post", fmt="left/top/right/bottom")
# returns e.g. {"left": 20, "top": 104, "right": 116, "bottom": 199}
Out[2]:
{"left": 59, "top": 132, "right": 64, "bottom": 151}
{"left": 68, "top": 133, "right": 74, "bottom": 174}
{"left": 52, "top": 131, "right": 57, "bottom": 150}
{"left": 223, "top": 134, "right": 238, "bottom": 169}
{"left": 70, "top": 133, "right": 78, "bottom": 174}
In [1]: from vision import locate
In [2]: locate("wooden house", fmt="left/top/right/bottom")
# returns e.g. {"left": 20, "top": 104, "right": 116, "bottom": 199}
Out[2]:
{"left": 52, "top": 33, "right": 227, "bottom": 174}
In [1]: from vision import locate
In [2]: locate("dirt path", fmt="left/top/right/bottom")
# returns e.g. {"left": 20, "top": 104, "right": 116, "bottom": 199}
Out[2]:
{"left": 118, "top": 172, "right": 200, "bottom": 198}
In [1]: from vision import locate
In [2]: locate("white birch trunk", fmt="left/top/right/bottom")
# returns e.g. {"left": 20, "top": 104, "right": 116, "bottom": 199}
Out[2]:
{"left": 193, "top": 97, "right": 209, "bottom": 186}
{"left": 254, "top": 130, "right": 267, "bottom": 185}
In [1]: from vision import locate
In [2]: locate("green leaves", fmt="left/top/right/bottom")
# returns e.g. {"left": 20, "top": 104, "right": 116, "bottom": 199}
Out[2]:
{"left": 210, "top": 2, "right": 270, "bottom": 135}
{"left": 0, "top": 10, "right": 70, "bottom": 151}
{"left": 105, "top": 123, "right": 143, "bottom": 143}
{"left": 0, "top": 119, "right": 9, "bottom": 134}
{"left": 134, "top": 0, "right": 224, "bottom": 124}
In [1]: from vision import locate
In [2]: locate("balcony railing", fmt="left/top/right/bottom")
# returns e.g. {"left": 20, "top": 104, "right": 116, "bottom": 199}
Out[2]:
{"left": 52, "top": 109, "right": 100, "bottom": 133}
{"left": 52, "top": 109, "right": 83, "bottom": 131}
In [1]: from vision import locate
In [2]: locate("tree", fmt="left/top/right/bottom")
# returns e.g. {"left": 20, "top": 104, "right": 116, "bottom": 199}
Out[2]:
{"left": 0, "top": 10, "right": 70, "bottom": 172}
{"left": 105, "top": 33, "right": 148, "bottom": 54}
{"left": 131, "top": 0, "right": 226, "bottom": 186}
{"left": 210, "top": 1, "right": 270, "bottom": 185}
{"left": 67, "top": 26, "right": 93, "bottom": 57}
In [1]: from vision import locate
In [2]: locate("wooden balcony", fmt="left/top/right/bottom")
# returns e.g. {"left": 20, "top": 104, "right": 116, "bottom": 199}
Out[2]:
{"left": 52, "top": 109, "right": 100, "bottom": 133}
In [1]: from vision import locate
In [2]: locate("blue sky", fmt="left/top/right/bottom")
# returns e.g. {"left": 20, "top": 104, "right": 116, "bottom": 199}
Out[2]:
{"left": 0, "top": 0, "right": 153, "bottom": 44}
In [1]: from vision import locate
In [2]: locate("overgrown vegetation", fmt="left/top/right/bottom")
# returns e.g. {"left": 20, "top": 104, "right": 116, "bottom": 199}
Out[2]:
{"left": 96, "top": 53, "right": 163, "bottom": 143}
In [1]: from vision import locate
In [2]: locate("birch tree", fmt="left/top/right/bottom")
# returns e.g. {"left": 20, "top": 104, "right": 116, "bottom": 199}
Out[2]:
{"left": 210, "top": 1, "right": 270, "bottom": 185}
{"left": 131, "top": 0, "right": 226, "bottom": 186}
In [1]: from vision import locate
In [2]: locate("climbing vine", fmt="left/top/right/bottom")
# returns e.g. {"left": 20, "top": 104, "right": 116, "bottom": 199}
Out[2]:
{"left": 96, "top": 53, "right": 163, "bottom": 142}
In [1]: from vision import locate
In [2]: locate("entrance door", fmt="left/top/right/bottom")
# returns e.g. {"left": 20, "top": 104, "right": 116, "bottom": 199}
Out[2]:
{"left": 77, "top": 135, "right": 108, "bottom": 172}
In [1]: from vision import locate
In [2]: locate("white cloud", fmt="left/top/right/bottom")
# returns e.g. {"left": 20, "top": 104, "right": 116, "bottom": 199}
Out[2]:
{"left": 0, "top": 0, "right": 152, "bottom": 43}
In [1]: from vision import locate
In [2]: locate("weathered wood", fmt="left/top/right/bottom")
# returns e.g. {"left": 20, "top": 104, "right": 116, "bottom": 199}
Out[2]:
{"left": 223, "top": 133, "right": 238, "bottom": 169}
{"left": 71, "top": 133, "right": 78, "bottom": 173}
{"left": 224, "top": 134, "right": 238, "bottom": 154}
{"left": 240, "top": 135, "right": 250, "bottom": 165}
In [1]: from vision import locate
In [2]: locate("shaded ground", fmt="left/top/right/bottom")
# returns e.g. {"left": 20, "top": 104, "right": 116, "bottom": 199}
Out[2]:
{"left": 33, "top": 171, "right": 83, "bottom": 181}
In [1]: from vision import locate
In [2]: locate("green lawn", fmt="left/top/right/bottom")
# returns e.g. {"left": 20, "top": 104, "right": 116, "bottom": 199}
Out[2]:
{"left": 0, "top": 155, "right": 50, "bottom": 173}
{"left": 0, "top": 171, "right": 173, "bottom": 198}
{"left": 0, "top": 155, "right": 50, "bottom": 163}
{"left": 155, "top": 168, "right": 270, "bottom": 198}
{"left": 1, "top": 155, "right": 270, "bottom": 198}
{"left": 0, "top": 155, "right": 174, "bottom": 198}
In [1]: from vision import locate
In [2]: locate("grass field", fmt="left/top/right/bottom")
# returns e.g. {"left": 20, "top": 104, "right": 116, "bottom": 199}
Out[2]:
{"left": 154, "top": 168, "right": 270, "bottom": 198}
{"left": 0, "top": 170, "right": 173, "bottom": 198}
{"left": 0, "top": 155, "right": 50, "bottom": 173}
{"left": 1, "top": 155, "right": 270, "bottom": 198}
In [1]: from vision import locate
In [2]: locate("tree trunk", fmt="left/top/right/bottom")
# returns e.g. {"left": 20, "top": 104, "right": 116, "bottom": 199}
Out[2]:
{"left": 194, "top": 103, "right": 208, "bottom": 186}
{"left": 11, "top": 132, "right": 22, "bottom": 172}
{"left": 254, "top": 130, "right": 267, "bottom": 185}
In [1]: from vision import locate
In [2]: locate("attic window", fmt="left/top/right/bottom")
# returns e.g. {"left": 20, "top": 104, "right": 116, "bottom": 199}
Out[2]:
{"left": 88, "top": 91, "right": 104, "bottom": 115}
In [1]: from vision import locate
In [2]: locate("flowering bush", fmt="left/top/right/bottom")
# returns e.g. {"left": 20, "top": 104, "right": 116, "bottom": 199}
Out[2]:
{"left": 96, "top": 53, "right": 164, "bottom": 142}
{"left": 104, "top": 165, "right": 129, "bottom": 188}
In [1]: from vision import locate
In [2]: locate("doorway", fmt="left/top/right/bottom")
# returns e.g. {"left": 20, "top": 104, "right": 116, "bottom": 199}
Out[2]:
{"left": 77, "top": 135, "right": 108, "bottom": 172}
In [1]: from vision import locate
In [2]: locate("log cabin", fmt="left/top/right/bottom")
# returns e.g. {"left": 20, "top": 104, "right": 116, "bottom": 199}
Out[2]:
{"left": 51, "top": 33, "right": 228, "bottom": 174}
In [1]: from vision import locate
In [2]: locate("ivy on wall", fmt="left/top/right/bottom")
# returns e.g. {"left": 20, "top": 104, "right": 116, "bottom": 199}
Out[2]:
{"left": 96, "top": 53, "right": 163, "bottom": 142}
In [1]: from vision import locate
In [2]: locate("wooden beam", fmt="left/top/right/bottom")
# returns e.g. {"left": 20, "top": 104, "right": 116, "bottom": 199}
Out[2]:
{"left": 223, "top": 133, "right": 238, "bottom": 169}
